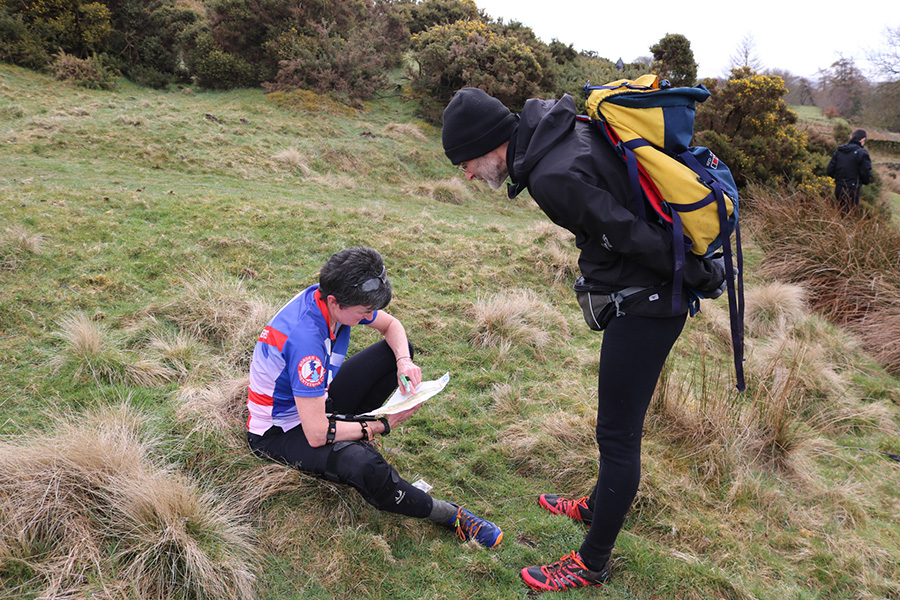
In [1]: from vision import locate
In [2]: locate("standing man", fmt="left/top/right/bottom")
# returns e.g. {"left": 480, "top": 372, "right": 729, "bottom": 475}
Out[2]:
{"left": 247, "top": 247, "right": 503, "bottom": 548}
{"left": 827, "top": 128, "right": 872, "bottom": 214}
{"left": 441, "top": 88, "right": 726, "bottom": 591}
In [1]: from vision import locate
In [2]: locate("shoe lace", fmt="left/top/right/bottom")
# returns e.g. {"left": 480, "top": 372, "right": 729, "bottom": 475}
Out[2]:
{"left": 453, "top": 507, "right": 482, "bottom": 541}
{"left": 558, "top": 496, "right": 589, "bottom": 519}
{"left": 541, "top": 552, "right": 588, "bottom": 588}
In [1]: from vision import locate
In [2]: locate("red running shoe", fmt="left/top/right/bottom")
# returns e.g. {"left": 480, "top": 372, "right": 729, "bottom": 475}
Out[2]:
{"left": 521, "top": 551, "right": 610, "bottom": 592}
{"left": 538, "top": 494, "right": 593, "bottom": 525}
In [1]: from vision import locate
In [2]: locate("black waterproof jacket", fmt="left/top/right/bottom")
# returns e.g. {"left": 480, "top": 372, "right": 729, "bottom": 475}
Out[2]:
{"left": 826, "top": 140, "right": 871, "bottom": 185}
{"left": 506, "top": 94, "right": 723, "bottom": 316}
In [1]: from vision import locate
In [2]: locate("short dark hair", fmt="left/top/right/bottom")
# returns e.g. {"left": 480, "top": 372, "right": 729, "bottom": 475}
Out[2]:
{"left": 318, "top": 247, "right": 392, "bottom": 310}
{"left": 851, "top": 129, "right": 867, "bottom": 142}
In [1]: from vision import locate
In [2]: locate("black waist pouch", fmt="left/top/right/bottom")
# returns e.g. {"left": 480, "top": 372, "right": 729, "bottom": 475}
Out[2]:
{"left": 573, "top": 277, "right": 666, "bottom": 331}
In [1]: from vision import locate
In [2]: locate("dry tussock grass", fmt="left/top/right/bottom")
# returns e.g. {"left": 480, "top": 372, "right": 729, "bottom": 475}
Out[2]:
{"left": 145, "top": 326, "right": 217, "bottom": 382}
{"left": 226, "top": 463, "right": 305, "bottom": 517}
{"left": 748, "top": 187, "right": 900, "bottom": 372}
{"left": 654, "top": 280, "right": 897, "bottom": 488}
{"left": 158, "top": 270, "right": 275, "bottom": 366}
{"left": 402, "top": 178, "right": 472, "bottom": 205}
{"left": 854, "top": 305, "right": 900, "bottom": 375}
{"left": 383, "top": 122, "right": 427, "bottom": 142}
{"left": 876, "top": 164, "right": 900, "bottom": 195}
{"left": 1, "top": 224, "right": 44, "bottom": 254}
{"left": 490, "top": 382, "right": 522, "bottom": 419}
{"left": 50, "top": 312, "right": 173, "bottom": 386}
{"left": 499, "top": 411, "right": 598, "bottom": 490}
{"left": 744, "top": 282, "right": 808, "bottom": 339}
{"left": 522, "top": 221, "right": 579, "bottom": 284}
{"left": 271, "top": 146, "right": 310, "bottom": 175}
{"left": 307, "top": 173, "right": 357, "bottom": 189}
{"left": 175, "top": 376, "right": 249, "bottom": 448}
{"left": 471, "top": 288, "right": 569, "bottom": 361}
{"left": 0, "top": 403, "right": 257, "bottom": 600}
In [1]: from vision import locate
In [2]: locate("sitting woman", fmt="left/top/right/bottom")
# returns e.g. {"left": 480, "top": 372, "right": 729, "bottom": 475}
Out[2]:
{"left": 246, "top": 246, "right": 502, "bottom": 547}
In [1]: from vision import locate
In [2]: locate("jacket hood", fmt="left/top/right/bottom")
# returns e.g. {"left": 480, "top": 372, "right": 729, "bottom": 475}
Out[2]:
{"left": 508, "top": 95, "right": 577, "bottom": 194}
{"left": 836, "top": 139, "right": 863, "bottom": 153}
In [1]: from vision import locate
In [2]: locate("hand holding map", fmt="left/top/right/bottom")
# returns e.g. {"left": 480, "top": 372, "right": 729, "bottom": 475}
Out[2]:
{"left": 360, "top": 372, "right": 450, "bottom": 417}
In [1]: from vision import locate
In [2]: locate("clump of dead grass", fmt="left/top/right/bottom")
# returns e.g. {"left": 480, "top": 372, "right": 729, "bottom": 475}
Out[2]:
{"left": 0, "top": 403, "right": 257, "bottom": 600}
{"left": 523, "top": 221, "right": 579, "bottom": 284}
{"left": 649, "top": 357, "right": 814, "bottom": 483}
{"left": 1, "top": 224, "right": 44, "bottom": 254}
{"left": 471, "top": 288, "right": 569, "bottom": 361}
{"left": 652, "top": 286, "right": 897, "bottom": 487}
{"left": 0, "top": 224, "right": 44, "bottom": 270}
{"left": 748, "top": 186, "right": 900, "bottom": 372}
{"left": 384, "top": 122, "right": 427, "bottom": 142}
{"left": 744, "top": 282, "right": 808, "bottom": 339}
{"left": 156, "top": 270, "right": 276, "bottom": 368}
{"left": 403, "top": 178, "right": 472, "bottom": 205}
{"left": 175, "top": 376, "right": 249, "bottom": 448}
{"left": 49, "top": 312, "right": 173, "bottom": 386}
{"left": 498, "top": 411, "right": 598, "bottom": 491}
{"left": 145, "top": 326, "right": 217, "bottom": 382}
{"left": 272, "top": 146, "right": 310, "bottom": 175}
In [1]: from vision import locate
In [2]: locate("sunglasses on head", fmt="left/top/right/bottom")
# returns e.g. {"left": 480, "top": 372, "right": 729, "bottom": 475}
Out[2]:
{"left": 351, "top": 265, "right": 387, "bottom": 292}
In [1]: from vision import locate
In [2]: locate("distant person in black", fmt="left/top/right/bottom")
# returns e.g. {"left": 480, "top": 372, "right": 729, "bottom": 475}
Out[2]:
{"left": 827, "top": 129, "right": 872, "bottom": 214}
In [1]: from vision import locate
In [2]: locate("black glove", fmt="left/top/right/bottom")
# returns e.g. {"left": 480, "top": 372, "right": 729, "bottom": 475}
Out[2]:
{"left": 700, "top": 256, "right": 736, "bottom": 299}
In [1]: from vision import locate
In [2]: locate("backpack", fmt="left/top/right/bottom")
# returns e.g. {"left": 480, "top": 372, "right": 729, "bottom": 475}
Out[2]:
{"left": 581, "top": 74, "right": 745, "bottom": 390}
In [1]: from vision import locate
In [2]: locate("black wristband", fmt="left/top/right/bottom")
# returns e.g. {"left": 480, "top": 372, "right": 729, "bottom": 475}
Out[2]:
{"left": 360, "top": 420, "right": 370, "bottom": 441}
{"left": 326, "top": 417, "right": 337, "bottom": 445}
{"left": 379, "top": 417, "right": 390, "bottom": 436}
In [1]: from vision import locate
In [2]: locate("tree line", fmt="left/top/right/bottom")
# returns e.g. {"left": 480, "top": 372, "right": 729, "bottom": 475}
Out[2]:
{"left": 2, "top": 0, "right": 897, "bottom": 199}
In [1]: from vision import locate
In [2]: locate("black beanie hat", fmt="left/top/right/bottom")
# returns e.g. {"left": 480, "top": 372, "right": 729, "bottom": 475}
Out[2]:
{"left": 442, "top": 88, "right": 517, "bottom": 165}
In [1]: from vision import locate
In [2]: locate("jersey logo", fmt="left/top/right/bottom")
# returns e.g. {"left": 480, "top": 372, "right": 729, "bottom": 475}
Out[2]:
{"left": 298, "top": 355, "right": 326, "bottom": 387}
{"left": 258, "top": 325, "right": 287, "bottom": 351}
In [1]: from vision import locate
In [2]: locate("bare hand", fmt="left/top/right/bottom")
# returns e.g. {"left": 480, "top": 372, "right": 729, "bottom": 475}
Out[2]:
{"left": 386, "top": 402, "right": 421, "bottom": 430}
{"left": 397, "top": 357, "right": 422, "bottom": 395}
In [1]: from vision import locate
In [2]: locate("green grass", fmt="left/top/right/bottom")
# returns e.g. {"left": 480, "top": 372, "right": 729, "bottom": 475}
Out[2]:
{"left": 3, "top": 64, "right": 900, "bottom": 600}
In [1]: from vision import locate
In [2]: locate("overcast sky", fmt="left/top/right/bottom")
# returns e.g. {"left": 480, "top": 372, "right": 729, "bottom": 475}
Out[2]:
{"left": 474, "top": 0, "right": 899, "bottom": 80}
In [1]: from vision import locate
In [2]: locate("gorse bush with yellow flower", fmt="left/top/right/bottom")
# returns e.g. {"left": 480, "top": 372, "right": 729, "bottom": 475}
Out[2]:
{"left": 695, "top": 67, "right": 832, "bottom": 194}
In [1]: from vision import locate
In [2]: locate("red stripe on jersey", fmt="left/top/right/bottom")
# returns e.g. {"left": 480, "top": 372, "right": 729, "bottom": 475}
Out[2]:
{"left": 258, "top": 325, "right": 288, "bottom": 351}
{"left": 248, "top": 388, "right": 274, "bottom": 407}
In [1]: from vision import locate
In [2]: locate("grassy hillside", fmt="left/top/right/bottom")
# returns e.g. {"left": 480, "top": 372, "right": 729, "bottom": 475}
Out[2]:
{"left": 2, "top": 65, "right": 899, "bottom": 600}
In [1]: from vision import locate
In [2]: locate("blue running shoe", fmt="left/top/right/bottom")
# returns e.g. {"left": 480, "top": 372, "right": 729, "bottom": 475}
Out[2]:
{"left": 448, "top": 504, "right": 503, "bottom": 547}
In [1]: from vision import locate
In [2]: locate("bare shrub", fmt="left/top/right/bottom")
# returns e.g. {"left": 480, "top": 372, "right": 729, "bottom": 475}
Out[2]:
{"left": 0, "top": 403, "right": 257, "bottom": 600}
{"left": 50, "top": 52, "right": 116, "bottom": 90}
{"left": 403, "top": 178, "right": 472, "bottom": 205}
{"left": 471, "top": 288, "right": 569, "bottom": 361}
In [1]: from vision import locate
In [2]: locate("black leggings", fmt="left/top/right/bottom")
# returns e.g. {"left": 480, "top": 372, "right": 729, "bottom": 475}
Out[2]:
{"left": 248, "top": 340, "right": 434, "bottom": 519}
{"left": 578, "top": 312, "right": 687, "bottom": 564}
